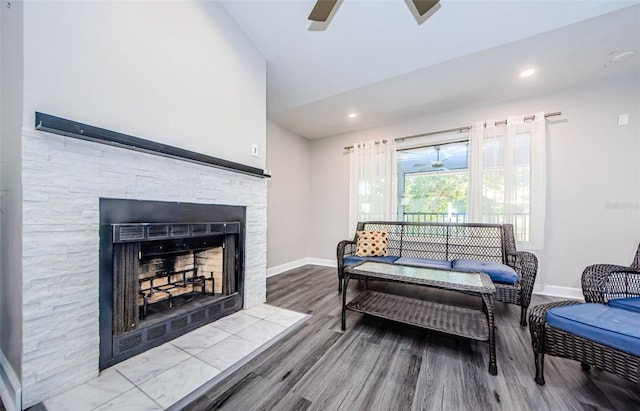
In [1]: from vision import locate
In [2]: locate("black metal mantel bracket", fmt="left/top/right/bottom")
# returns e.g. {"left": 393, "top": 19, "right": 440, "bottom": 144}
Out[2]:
{"left": 35, "top": 112, "right": 270, "bottom": 178}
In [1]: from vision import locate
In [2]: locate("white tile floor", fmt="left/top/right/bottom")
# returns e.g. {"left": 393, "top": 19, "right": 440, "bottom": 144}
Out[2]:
{"left": 44, "top": 305, "right": 308, "bottom": 411}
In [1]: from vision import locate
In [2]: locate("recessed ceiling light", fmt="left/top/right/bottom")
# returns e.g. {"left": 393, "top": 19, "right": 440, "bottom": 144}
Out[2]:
{"left": 348, "top": 113, "right": 357, "bottom": 119}
{"left": 520, "top": 68, "right": 535, "bottom": 78}
{"left": 610, "top": 51, "right": 636, "bottom": 63}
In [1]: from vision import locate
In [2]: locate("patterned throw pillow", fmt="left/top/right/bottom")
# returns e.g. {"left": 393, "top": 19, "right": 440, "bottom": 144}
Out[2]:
{"left": 355, "top": 230, "right": 388, "bottom": 257}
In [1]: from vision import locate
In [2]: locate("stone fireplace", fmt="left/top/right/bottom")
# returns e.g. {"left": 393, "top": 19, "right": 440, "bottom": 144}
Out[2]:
{"left": 20, "top": 128, "right": 268, "bottom": 407}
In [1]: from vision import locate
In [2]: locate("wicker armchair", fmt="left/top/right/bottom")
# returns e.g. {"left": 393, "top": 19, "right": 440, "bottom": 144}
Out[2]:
{"left": 529, "top": 243, "right": 640, "bottom": 385}
{"left": 582, "top": 242, "right": 640, "bottom": 304}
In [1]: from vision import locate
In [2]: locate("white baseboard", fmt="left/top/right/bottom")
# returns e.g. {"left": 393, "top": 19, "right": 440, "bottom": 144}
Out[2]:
{"left": 536, "top": 285, "right": 584, "bottom": 300}
{"left": 305, "top": 258, "right": 336, "bottom": 268}
{"left": 266, "top": 259, "right": 309, "bottom": 278}
{"left": 267, "top": 258, "right": 336, "bottom": 278}
{"left": 0, "top": 350, "right": 21, "bottom": 411}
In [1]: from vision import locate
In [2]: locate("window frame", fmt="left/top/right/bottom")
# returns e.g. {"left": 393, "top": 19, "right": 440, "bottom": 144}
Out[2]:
{"left": 396, "top": 133, "right": 470, "bottom": 222}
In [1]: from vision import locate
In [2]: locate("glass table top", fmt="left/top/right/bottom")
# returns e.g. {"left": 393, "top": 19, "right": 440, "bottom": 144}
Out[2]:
{"left": 353, "top": 261, "right": 484, "bottom": 288}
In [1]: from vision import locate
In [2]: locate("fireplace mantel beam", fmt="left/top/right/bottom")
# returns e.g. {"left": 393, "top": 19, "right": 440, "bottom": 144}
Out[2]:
{"left": 35, "top": 112, "right": 271, "bottom": 179}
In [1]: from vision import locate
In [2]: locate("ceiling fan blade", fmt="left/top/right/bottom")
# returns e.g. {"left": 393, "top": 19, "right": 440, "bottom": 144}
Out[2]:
{"left": 308, "top": 0, "right": 338, "bottom": 22}
{"left": 412, "top": 0, "right": 439, "bottom": 16}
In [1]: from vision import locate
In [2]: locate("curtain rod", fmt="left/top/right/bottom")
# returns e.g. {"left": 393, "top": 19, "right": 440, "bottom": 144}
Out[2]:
{"left": 343, "top": 111, "right": 562, "bottom": 150}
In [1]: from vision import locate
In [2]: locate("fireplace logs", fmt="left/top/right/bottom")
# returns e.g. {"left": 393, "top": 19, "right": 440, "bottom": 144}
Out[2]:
{"left": 137, "top": 247, "right": 223, "bottom": 319}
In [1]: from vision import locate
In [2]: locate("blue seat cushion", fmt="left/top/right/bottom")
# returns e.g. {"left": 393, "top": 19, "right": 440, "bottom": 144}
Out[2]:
{"left": 609, "top": 297, "right": 640, "bottom": 314}
{"left": 451, "top": 259, "right": 518, "bottom": 284}
{"left": 344, "top": 255, "right": 399, "bottom": 266}
{"left": 395, "top": 257, "right": 452, "bottom": 269}
{"left": 546, "top": 303, "right": 640, "bottom": 357}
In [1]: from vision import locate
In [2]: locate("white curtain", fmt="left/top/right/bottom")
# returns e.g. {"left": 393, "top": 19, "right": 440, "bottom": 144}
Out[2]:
{"left": 468, "top": 112, "right": 546, "bottom": 249}
{"left": 348, "top": 139, "right": 398, "bottom": 234}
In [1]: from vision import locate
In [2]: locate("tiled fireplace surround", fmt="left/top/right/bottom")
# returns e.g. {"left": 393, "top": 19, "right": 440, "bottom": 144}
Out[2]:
{"left": 21, "top": 129, "right": 268, "bottom": 407}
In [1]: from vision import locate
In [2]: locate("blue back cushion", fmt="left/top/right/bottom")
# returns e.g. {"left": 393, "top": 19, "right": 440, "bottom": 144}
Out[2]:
{"left": 451, "top": 259, "right": 518, "bottom": 284}
{"left": 344, "top": 255, "right": 399, "bottom": 266}
{"left": 609, "top": 297, "right": 640, "bottom": 314}
{"left": 395, "top": 257, "right": 452, "bottom": 269}
{"left": 546, "top": 303, "right": 640, "bottom": 357}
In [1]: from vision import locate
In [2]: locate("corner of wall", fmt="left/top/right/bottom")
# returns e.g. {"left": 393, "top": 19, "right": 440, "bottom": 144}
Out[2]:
{"left": 0, "top": 349, "right": 22, "bottom": 411}
{"left": 0, "top": 0, "right": 24, "bottom": 393}
{"left": 266, "top": 121, "right": 313, "bottom": 268}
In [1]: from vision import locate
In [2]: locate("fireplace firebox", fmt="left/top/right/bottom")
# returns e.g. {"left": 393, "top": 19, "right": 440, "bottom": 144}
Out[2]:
{"left": 99, "top": 199, "right": 245, "bottom": 369}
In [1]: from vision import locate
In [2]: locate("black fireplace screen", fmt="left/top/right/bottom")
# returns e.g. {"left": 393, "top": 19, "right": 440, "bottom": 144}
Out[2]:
{"left": 99, "top": 199, "right": 245, "bottom": 369}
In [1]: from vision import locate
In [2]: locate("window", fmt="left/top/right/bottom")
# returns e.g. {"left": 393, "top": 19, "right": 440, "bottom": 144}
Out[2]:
{"left": 397, "top": 141, "right": 469, "bottom": 223}
{"left": 351, "top": 114, "right": 545, "bottom": 248}
{"left": 396, "top": 116, "right": 544, "bottom": 247}
{"left": 480, "top": 131, "right": 532, "bottom": 241}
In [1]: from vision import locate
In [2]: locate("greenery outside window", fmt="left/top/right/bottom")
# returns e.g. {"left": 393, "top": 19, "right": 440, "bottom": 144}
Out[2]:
{"left": 398, "top": 141, "right": 469, "bottom": 224}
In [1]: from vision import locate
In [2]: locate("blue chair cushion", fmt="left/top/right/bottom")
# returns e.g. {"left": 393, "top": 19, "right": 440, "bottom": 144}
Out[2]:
{"left": 395, "top": 257, "right": 452, "bottom": 269}
{"left": 546, "top": 303, "right": 640, "bottom": 357}
{"left": 344, "top": 255, "right": 399, "bottom": 266}
{"left": 451, "top": 259, "right": 518, "bottom": 284}
{"left": 609, "top": 297, "right": 640, "bottom": 314}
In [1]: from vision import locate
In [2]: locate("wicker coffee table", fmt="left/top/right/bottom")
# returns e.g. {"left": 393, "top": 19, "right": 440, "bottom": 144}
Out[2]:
{"left": 342, "top": 261, "right": 497, "bottom": 375}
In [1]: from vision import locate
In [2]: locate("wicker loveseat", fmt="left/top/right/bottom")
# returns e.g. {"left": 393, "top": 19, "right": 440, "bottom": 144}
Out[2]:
{"left": 337, "top": 221, "right": 538, "bottom": 326}
{"left": 529, "top": 243, "right": 640, "bottom": 385}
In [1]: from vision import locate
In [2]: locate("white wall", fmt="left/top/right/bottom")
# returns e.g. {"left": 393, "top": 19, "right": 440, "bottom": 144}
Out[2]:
{"left": 307, "top": 73, "right": 640, "bottom": 292}
{"left": 22, "top": 0, "right": 266, "bottom": 169}
{"left": 266, "top": 120, "right": 311, "bottom": 270}
{"left": 14, "top": 0, "right": 268, "bottom": 406}
{"left": 1, "top": 0, "right": 24, "bottom": 394}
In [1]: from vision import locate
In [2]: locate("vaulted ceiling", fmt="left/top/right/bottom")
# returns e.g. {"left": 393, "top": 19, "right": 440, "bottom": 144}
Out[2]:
{"left": 219, "top": 1, "right": 640, "bottom": 139}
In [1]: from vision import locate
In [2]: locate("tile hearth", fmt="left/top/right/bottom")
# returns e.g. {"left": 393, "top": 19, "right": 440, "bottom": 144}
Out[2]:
{"left": 44, "top": 305, "right": 308, "bottom": 410}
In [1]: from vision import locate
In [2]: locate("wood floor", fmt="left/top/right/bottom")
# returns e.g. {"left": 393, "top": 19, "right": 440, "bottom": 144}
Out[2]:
{"left": 185, "top": 265, "right": 640, "bottom": 411}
